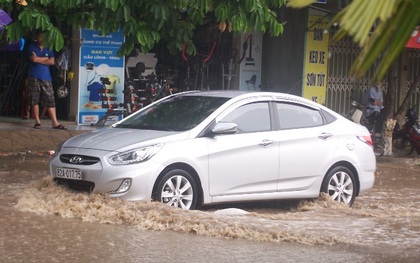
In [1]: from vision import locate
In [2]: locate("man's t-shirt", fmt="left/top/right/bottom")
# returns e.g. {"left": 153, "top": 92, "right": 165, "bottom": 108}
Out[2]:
{"left": 27, "top": 43, "right": 54, "bottom": 81}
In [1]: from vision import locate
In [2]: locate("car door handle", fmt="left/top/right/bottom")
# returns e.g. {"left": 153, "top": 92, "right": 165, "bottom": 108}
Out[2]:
{"left": 318, "top": 132, "right": 333, "bottom": 140}
{"left": 259, "top": 139, "right": 275, "bottom": 147}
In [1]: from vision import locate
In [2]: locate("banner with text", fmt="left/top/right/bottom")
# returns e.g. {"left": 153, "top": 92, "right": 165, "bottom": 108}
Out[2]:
{"left": 302, "top": 16, "right": 329, "bottom": 105}
{"left": 239, "top": 31, "right": 262, "bottom": 91}
{"left": 78, "top": 29, "right": 125, "bottom": 125}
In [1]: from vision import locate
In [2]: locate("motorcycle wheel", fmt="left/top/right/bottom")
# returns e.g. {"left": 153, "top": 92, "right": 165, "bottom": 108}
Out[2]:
{"left": 392, "top": 134, "right": 414, "bottom": 156}
{"left": 373, "top": 137, "right": 385, "bottom": 156}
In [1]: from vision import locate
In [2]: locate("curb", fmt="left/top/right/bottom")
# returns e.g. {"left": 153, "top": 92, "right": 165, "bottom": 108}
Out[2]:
{"left": 0, "top": 130, "right": 91, "bottom": 154}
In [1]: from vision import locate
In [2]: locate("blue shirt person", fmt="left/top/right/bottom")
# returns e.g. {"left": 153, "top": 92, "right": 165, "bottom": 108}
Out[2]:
{"left": 27, "top": 32, "right": 67, "bottom": 130}
{"left": 28, "top": 40, "right": 54, "bottom": 81}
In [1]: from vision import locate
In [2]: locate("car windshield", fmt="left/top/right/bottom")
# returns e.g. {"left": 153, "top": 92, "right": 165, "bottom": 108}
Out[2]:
{"left": 115, "top": 95, "right": 230, "bottom": 131}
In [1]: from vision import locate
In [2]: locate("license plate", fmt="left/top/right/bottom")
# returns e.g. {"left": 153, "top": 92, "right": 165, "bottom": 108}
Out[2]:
{"left": 56, "top": 167, "right": 82, "bottom": 180}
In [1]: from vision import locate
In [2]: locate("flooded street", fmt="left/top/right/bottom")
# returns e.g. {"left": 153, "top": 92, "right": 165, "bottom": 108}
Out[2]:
{"left": 1, "top": 154, "right": 419, "bottom": 262}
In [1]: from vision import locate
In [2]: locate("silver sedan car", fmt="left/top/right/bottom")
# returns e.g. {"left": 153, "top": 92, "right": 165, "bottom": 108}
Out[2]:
{"left": 49, "top": 91, "right": 376, "bottom": 209}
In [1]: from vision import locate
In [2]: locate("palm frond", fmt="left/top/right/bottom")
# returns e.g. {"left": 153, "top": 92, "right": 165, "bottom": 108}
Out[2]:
{"left": 288, "top": 0, "right": 420, "bottom": 81}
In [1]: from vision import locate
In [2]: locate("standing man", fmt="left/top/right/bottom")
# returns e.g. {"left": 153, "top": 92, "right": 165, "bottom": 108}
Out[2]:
{"left": 28, "top": 31, "right": 66, "bottom": 130}
{"left": 363, "top": 81, "right": 384, "bottom": 134}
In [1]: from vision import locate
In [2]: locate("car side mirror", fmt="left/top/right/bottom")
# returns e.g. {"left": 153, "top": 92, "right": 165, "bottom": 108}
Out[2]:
{"left": 212, "top": 122, "right": 237, "bottom": 135}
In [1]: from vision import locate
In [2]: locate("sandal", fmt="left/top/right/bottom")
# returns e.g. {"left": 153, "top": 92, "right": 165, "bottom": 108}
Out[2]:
{"left": 34, "top": 123, "right": 41, "bottom": 129}
{"left": 53, "top": 124, "right": 67, "bottom": 130}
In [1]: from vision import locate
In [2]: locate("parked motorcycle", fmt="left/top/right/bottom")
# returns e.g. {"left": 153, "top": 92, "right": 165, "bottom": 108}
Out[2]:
{"left": 95, "top": 73, "right": 176, "bottom": 127}
{"left": 347, "top": 100, "right": 385, "bottom": 156}
{"left": 393, "top": 107, "right": 420, "bottom": 156}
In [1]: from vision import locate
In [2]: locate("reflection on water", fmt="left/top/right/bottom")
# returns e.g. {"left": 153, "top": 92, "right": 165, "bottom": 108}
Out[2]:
{"left": 1, "top": 154, "right": 420, "bottom": 262}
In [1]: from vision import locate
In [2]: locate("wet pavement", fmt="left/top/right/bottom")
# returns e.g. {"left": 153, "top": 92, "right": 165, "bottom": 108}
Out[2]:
{"left": 0, "top": 116, "right": 95, "bottom": 153}
{"left": 0, "top": 153, "right": 419, "bottom": 262}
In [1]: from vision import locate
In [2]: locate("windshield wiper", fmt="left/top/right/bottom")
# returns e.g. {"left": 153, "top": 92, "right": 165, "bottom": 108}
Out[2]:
{"left": 115, "top": 123, "right": 177, "bottom": 131}
{"left": 114, "top": 123, "right": 134, "bottom": 128}
{"left": 139, "top": 125, "right": 176, "bottom": 131}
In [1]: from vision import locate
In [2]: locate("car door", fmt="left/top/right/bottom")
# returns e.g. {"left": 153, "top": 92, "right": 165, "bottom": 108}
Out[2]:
{"left": 207, "top": 101, "right": 280, "bottom": 196}
{"left": 274, "top": 102, "right": 339, "bottom": 191}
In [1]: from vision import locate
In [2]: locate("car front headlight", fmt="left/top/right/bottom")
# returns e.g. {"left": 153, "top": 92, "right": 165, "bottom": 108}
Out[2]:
{"left": 108, "top": 143, "right": 164, "bottom": 165}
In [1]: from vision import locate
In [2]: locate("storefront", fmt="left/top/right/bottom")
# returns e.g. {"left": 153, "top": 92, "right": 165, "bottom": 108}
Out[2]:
{"left": 2, "top": 2, "right": 418, "bottom": 123}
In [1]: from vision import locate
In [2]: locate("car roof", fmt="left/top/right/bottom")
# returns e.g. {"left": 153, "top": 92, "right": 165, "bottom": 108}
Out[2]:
{"left": 173, "top": 90, "right": 341, "bottom": 118}
{"left": 174, "top": 90, "right": 304, "bottom": 100}
{"left": 178, "top": 90, "right": 250, "bottom": 98}
{"left": 175, "top": 90, "right": 319, "bottom": 106}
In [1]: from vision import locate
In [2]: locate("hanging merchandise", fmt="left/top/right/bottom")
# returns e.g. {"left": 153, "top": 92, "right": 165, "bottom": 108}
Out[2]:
{"left": 56, "top": 47, "right": 71, "bottom": 98}
{"left": 56, "top": 84, "right": 68, "bottom": 98}
{"left": 56, "top": 47, "right": 70, "bottom": 70}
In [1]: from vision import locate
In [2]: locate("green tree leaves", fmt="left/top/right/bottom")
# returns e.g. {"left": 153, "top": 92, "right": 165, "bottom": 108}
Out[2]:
{"left": 8, "top": 7, "right": 64, "bottom": 50}
{"left": 339, "top": 0, "right": 420, "bottom": 80}
{"left": 1, "top": 0, "right": 287, "bottom": 55}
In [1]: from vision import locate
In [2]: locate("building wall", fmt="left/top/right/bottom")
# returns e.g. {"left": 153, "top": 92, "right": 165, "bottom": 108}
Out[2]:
{"left": 261, "top": 8, "right": 307, "bottom": 96}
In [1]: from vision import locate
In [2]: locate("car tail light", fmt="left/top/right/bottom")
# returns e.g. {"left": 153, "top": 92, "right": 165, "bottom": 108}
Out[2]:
{"left": 357, "top": 135, "right": 373, "bottom": 147}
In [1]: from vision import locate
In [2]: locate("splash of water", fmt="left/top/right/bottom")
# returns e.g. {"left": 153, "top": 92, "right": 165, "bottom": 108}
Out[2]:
{"left": 15, "top": 176, "right": 343, "bottom": 245}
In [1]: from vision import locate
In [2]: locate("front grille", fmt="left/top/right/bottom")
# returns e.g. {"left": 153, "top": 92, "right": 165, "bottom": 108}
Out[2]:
{"left": 54, "top": 178, "right": 95, "bottom": 193}
{"left": 60, "top": 154, "right": 100, "bottom": 165}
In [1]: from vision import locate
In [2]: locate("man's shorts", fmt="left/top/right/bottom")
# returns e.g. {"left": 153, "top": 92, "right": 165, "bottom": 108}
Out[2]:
{"left": 28, "top": 77, "right": 56, "bottom": 108}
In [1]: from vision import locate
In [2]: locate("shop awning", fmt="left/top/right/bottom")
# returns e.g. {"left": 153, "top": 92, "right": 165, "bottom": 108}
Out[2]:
{"left": 406, "top": 26, "right": 420, "bottom": 49}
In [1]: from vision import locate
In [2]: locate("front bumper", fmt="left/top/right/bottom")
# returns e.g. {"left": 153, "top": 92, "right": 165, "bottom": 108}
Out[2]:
{"left": 49, "top": 148, "right": 162, "bottom": 201}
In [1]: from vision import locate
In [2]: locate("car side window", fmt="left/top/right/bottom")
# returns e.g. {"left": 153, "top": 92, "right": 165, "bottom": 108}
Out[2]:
{"left": 221, "top": 102, "right": 271, "bottom": 133}
{"left": 276, "top": 102, "right": 323, "bottom": 129}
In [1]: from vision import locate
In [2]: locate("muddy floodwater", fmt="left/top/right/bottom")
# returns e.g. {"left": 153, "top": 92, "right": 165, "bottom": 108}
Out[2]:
{"left": 1, "top": 153, "right": 419, "bottom": 263}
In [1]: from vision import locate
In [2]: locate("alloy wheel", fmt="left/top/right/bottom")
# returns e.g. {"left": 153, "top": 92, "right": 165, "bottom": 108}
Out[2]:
{"left": 327, "top": 171, "right": 354, "bottom": 205}
{"left": 160, "top": 175, "right": 194, "bottom": 209}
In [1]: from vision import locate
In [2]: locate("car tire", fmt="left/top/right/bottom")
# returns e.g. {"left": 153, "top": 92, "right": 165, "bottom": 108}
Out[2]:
{"left": 373, "top": 137, "right": 385, "bottom": 156}
{"left": 321, "top": 166, "right": 356, "bottom": 206}
{"left": 155, "top": 169, "right": 198, "bottom": 210}
{"left": 392, "top": 134, "right": 414, "bottom": 156}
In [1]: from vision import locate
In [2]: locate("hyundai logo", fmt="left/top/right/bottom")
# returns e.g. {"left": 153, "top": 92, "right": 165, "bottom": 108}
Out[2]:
{"left": 69, "top": 156, "right": 83, "bottom": 164}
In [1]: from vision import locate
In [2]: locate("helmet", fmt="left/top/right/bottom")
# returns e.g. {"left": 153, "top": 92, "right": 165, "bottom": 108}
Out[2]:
{"left": 406, "top": 108, "right": 417, "bottom": 121}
